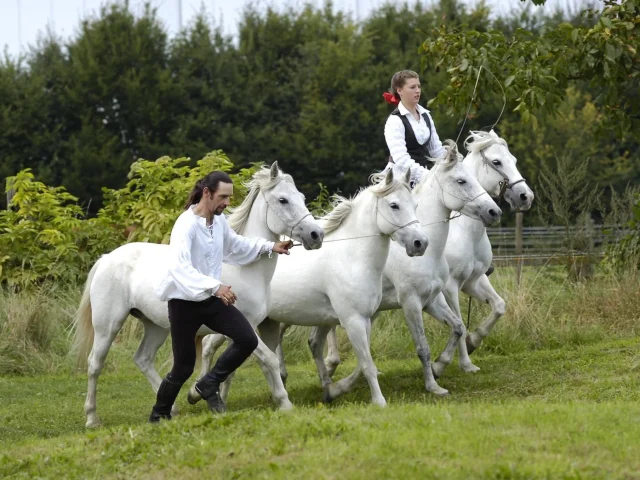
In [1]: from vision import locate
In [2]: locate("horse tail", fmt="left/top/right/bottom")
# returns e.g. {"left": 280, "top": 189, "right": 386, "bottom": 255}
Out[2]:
{"left": 72, "top": 256, "right": 103, "bottom": 370}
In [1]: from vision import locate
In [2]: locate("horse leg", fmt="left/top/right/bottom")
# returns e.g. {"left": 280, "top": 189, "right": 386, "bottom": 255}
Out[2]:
{"left": 399, "top": 294, "right": 448, "bottom": 396}
{"left": 250, "top": 336, "right": 294, "bottom": 410}
{"left": 462, "top": 275, "right": 506, "bottom": 354}
{"left": 132, "top": 318, "right": 172, "bottom": 413}
{"left": 187, "top": 333, "right": 227, "bottom": 405}
{"left": 84, "top": 302, "right": 130, "bottom": 428}
{"left": 425, "top": 293, "right": 478, "bottom": 377}
{"left": 324, "top": 326, "right": 341, "bottom": 377}
{"left": 325, "top": 314, "right": 385, "bottom": 407}
{"left": 275, "top": 322, "right": 291, "bottom": 386}
{"left": 308, "top": 325, "right": 334, "bottom": 388}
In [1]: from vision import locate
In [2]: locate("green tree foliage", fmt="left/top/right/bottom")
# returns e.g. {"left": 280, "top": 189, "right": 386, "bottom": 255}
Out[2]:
{"left": 421, "top": 0, "right": 639, "bottom": 137}
{"left": 0, "top": 0, "right": 637, "bottom": 226}
{"left": 0, "top": 152, "right": 259, "bottom": 288}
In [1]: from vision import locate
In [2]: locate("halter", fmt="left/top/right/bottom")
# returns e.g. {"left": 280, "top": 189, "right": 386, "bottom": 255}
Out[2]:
{"left": 262, "top": 191, "right": 312, "bottom": 241}
{"left": 374, "top": 196, "right": 420, "bottom": 236}
{"left": 430, "top": 169, "right": 490, "bottom": 225}
{"left": 479, "top": 149, "right": 526, "bottom": 202}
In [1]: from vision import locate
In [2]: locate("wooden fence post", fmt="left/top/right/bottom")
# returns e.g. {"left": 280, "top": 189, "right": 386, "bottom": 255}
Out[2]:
{"left": 515, "top": 212, "right": 524, "bottom": 286}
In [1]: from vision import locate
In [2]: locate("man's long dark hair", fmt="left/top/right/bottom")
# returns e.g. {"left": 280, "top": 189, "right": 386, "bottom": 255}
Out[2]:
{"left": 184, "top": 171, "right": 232, "bottom": 209}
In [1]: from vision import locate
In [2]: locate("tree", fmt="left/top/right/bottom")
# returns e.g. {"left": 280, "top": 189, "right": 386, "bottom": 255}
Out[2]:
{"left": 420, "top": 0, "right": 639, "bottom": 137}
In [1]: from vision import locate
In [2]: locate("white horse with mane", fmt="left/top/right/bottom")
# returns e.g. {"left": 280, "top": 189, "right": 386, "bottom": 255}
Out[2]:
{"left": 296, "top": 130, "right": 533, "bottom": 394}
{"left": 73, "top": 162, "right": 324, "bottom": 427}
{"left": 189, "top": 165, "right": 428, "bottom": 407}
{"left": 443, "top": 130, "right": 534, "bottom": 353}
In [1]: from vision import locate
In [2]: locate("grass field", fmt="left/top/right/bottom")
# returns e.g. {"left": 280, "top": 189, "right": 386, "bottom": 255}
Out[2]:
{"left": 1, "top": 267, "right": 639, "bottom": 478}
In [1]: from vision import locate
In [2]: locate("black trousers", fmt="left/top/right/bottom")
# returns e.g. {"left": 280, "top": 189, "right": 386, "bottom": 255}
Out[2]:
{"left": 167, "top": 296, "right": 258, "bottom": 398}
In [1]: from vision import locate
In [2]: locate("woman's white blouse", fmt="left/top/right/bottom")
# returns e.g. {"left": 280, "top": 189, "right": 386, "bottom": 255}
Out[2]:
{"left": 153, "top": 206, "right": 274, "bottom": 302}
{"left": 384, "top": 103, "right": 446, "bottom": 185}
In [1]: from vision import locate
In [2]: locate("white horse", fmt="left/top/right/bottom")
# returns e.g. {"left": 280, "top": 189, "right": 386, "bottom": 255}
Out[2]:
{"left": 300, "top": 131, "right": 532, "bottom": 393}
{"left": 73, "top": 162, "right": 324, "bottom": 427}
{"left": 302, "top": 139, "right": 503, "bottom": 398}
{"left": 191, "top": 166, "right": 428, "bottom": 407}
{"left": 443, "top": 130, "right": 534, "bottom": 353}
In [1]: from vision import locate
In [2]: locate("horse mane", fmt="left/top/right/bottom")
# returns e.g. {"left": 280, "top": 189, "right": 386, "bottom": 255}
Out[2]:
{"left": 227, "top": 166, "right": 295, "bottom": 234}
{"left": 414, "top": 140, "right": 462, "bottom": 194}
{"left": 320, "top": 172, "right": 410, "bottom": 235}
{"left": 464, "top": 130, "right": 508, "bottom": 154}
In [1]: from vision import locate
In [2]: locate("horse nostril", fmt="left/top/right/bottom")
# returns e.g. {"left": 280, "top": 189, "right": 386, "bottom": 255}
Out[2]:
{"left": 520, "top": 193, "right": 528, "bottom": 201}
{"left": 489, "top": 209, "right": 498, "bottom": 218}
{"left": 414, "top": 240, "right": 423, "bottom": 249}
{"left": 310, "top": 231, "right": 320, "bottom": 240}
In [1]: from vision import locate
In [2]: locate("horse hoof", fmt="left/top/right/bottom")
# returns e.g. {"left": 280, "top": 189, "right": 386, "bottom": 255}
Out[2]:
{"left": 465, "top": 334, "right": 481, "bottom": 354}
{"left": 85, "top": 419, "right": 101, "bottom": 429}
{"left": 461, "top": 363, "right": 480, "bottom": 373}
{"left": 322, "top": 386, "right": 335, "bottom": 404}
{"left": 428, "top": 385, "right": 449, "bottom": 397}
{"left": 431, "top": 362, "right": 445, "bottom": 379}
{"left": 187, "top": 387, "right": 202, "bottom": 405}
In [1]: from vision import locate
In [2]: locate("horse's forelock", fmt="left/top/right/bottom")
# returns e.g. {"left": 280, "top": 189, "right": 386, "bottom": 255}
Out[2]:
{"left": 464, "top": 130, "right": 508, "bottom": 153}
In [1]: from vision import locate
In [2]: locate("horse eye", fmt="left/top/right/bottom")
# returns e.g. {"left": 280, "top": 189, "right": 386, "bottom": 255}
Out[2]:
{"left": 390, "top": 203, "right": 400, "bottom": 210}
{"left": 457, "top": 179, "right": 467, "bottom": 185}
{"left": 278, "top": 198, "right": 289, "bottom": 205}
{"left": 492, "top": 160, "right": 502, "bottom": 166}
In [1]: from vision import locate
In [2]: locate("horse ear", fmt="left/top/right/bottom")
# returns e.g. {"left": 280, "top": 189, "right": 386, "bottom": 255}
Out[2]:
{"left": 437, "top": 142, "right": 460, "bottom": 170}
{"left": 403, "top": 167, "right": 411, "bottom": 185}
{"left": 384, "top": 168, "right": 394, "bottom": 185}
{"left": 489, "top": 129, "right": 498, "bottom": 138}
{"left": 270, "top": 161, "right": 280, "bottom": 180}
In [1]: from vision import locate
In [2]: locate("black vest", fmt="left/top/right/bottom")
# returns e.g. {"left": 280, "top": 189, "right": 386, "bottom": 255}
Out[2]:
{"left": 390, "top": 108, "right": 435, "bottom": 169}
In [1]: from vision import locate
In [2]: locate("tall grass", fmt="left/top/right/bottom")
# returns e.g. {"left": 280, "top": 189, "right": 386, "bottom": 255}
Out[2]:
{"left": 280, "top": 265, "right": 640, "bottom": 364}
{"left": 1, "top": 265, "right": 638, "bottom": 376}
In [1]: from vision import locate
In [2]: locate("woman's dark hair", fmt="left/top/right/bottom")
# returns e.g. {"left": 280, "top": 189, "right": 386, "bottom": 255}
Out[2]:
{"left": 184, "top": 171, "right": 233, "bottom": 209}
{"left": 389, "top": 70, "right": 419, "bottom": 101}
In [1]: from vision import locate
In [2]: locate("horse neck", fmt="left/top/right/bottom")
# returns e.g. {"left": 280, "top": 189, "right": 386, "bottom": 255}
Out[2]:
{"left": 237, "top": 194, "right": 280, "bottom": 278}
{"left": 241, "top": 193, "right": 279, "bottom": 242}
{"left": 332, "top": 192, "right": 390, "bottom": 269}
{"left": 455, "top": 152, "right": 488, "bottom": 239}
{"left": 416, "top": 176, "right": 451, "bottom": 257}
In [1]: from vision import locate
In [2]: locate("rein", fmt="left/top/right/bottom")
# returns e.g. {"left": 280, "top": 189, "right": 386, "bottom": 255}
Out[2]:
{"left": 288, "top": 193, "right": 420, "bottom": 246}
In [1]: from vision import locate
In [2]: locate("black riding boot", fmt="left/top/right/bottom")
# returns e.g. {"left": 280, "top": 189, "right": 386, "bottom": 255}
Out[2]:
{"left": 195, "top": 368, "right": 230, "bottom": 415}
{"left": 149, "top": 375, "right": 183, "bottom": 423}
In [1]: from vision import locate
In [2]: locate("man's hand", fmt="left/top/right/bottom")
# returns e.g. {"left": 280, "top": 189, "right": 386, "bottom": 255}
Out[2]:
{"left": 272, "top": 240, "right": 294, "bottom": 255}
{"left": 215, "top": 285, "right": 237, "bottom": 306}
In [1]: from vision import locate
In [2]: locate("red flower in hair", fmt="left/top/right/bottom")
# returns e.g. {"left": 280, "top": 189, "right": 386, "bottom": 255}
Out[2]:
{"left": 382, "top": 92, "right": 399, "bottom": 105}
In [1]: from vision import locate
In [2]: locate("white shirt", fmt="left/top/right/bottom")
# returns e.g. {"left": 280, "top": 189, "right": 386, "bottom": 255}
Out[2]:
{"left": 384, "top": 103, "right": 446, "bottom": 185}
{"left": 153, "top": 206, "right": 275, "bottom": 302}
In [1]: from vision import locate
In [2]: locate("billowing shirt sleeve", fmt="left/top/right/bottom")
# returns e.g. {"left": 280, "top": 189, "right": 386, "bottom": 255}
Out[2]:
{"left": 384, "top": 114, "right": 428, "bottom": 185}
{"left": 221, "top": 216, "right": 275, "bottom": 266}
{"left": 167, "top": 216, "right": 221, "bottom": 301}
{"left": 425, "top": 110, "right": 446, "bottom": 160}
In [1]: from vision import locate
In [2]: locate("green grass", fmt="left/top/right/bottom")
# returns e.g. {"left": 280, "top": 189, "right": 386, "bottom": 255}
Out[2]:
{"left": 1, "top": 267, "right": 639, "bottom": 477}
{"left": 1, "top": 337, "right": 639, "bottom": 479}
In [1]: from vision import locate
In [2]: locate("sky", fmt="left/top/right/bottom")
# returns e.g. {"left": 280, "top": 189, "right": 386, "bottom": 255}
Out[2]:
{"left": 1, "top": 0, "right": 593, "bottom": 58}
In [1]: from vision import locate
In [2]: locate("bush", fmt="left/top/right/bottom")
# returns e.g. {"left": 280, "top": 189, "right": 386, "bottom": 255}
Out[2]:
{"left": 0, "top": 152, "right": 261, "bottom": 288}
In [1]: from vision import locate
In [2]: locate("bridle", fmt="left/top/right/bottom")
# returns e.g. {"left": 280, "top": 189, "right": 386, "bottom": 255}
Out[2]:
{"left": 262, "top": 190, "right": 312, "bottom": 240}
{"left": 479, "top": 149, "right": 526, "bottom": 202}
{"left": 374, "top": 195, "right": 419, "bottom": 236}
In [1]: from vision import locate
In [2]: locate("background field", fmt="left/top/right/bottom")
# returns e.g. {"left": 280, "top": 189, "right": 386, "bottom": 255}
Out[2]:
{"left": 1, "top": 266, "right": 639, "bottom": 478}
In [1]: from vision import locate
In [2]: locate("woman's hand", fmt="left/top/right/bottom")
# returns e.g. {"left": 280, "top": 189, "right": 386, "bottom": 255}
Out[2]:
{"left": 272, "top": 240, "right": 294, "bottom": 255}
{"left": 215, "top": 285, "right": 237, "bottom": 306}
